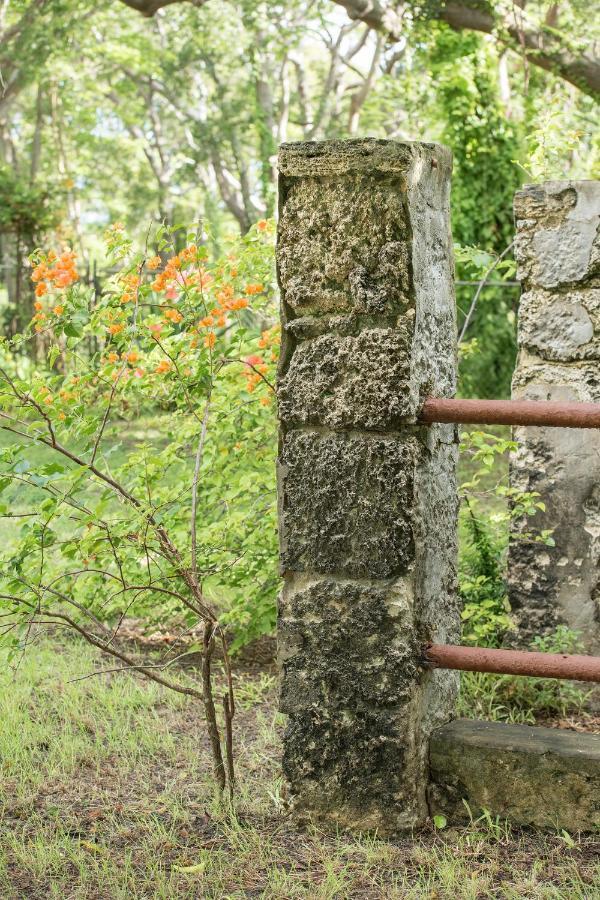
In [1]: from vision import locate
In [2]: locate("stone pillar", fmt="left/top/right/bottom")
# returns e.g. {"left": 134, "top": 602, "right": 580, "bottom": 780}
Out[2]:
{"left": 509, "top": 181, "right": 600, "bottom": 651}
{"left": 276, "top": 139, "right": 460, "bottom": 833}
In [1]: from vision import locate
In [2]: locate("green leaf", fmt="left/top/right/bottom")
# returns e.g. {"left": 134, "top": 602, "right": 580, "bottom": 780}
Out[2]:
{"left": 48, "top": 345, "right": 61, "bottom": 367}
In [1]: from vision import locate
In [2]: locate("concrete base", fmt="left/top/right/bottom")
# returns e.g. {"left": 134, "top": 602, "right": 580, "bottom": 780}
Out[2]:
{"left": 429, "top": 719, "right": 600, "bottom": 832}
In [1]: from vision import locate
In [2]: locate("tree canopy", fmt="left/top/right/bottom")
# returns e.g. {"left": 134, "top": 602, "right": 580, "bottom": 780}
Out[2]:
{"left": 0, "top": 0, "right": 598, "bottom": 391}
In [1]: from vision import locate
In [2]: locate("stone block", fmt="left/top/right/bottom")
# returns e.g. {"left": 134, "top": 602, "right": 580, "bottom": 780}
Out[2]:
{"left": 277, "top": 138, "right": 456, "bottom": 426}
{"left": 278, "top": 327, "right": 413, "bottom": 431}
{"left": 518, "top": 289, "right": 600, "bottom": 362}
{"left": 279, "top": 577, "right": 418, "bottom": 714}
{"left": 278, "top": 429, "right": 416, "bottom": 579}
{"left": 430, "top": 719, "right": 600, "bottom": 832}
{"left": 514, "top": 181, "right": 600, "bottom": 290}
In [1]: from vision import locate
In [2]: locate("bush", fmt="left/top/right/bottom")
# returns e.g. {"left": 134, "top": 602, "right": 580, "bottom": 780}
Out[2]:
{"left": 0, "top": 219, "right": 280, "bottom": 793}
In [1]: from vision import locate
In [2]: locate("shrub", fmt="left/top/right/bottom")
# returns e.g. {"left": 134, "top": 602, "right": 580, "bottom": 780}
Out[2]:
{"left": 0, "top": 219, "right": 279, "bottom": 795}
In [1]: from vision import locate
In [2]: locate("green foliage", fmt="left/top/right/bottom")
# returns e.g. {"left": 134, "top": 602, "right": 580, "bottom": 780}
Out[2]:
{"left": 459, "top": 430, "right": 552, "bottom": 648}
{"left": 459, "top": 430, "right": 514, "bottom": 648}
{"left": 459, "top": 627, "right": 592, "bottom": 723}
{"left": 426, "top": 27, "right": 523, "bottom": 399}
{"left": 0, "top": 166, "right": 62, "bottom": 240}
{"left": 459, "top": 506, "right": 513, "bottom": 648}
{"left": 519, "top": 96, "right": 586, "bottom": 182}
{"left": 0, "top": 219, "right": 279, "bottom": 663}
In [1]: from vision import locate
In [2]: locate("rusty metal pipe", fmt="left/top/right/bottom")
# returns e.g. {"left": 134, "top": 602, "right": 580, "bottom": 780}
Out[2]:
{"left": 419, "top": 398, "right": 600, "bottom": 429}
{"left": 425, "top": 643, "right": 600, "bottom": 683}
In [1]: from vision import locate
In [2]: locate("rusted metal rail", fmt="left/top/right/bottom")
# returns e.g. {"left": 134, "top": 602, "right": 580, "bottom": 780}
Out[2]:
{"left": 425, "top": 643, "right": 600, "bottom": 683}
{"left": 419, "top": 398, "right": 600, "bottom": 429}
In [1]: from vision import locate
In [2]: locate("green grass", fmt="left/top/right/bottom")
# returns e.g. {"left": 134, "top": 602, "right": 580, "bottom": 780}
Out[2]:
{"left": 1, "top": 637, "right": 598, "bottom": 898}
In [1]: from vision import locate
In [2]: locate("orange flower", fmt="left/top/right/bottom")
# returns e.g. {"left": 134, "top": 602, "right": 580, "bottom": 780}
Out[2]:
{"left": 108, "top": 352, "right": 119, "bottom": 363}
{"left": 216, "top": 285, "right": 234, "bottom": 306}
{"left": 155, "top": 360, "right": 172, "bottom": 374}
{"left": 124, "top": 350, "right": 139, "bottom": 364}
{"left": 260, "top": 395, "right": 271, "bottom": 406}
{"left": 244, "top": 283, "right": 264, "bottom": 295}
{"left": 58, "top": 411, "right": 67, "bottom": 421}
{"left": 163, "top": 308, "right": 183, "bottom": 323}
{"left": 148, "top": 323, "right": 163, "bottom": 337}
{"left": 199, "top": 315, "right": 214, "bottom": 328}
{"left": 108, "top": 323, "right": 124, "bottom": 335}
{"left": 120, "top": 293, "right": 134, "bottom": 304}
{"left": 180, "top": 244, "right": 197, "bottom": 263}
{"left": 152, "top": 273, "right": 168, "bottom": 292}
{"left": 44, "top": 250, "right": 78, "bottom": 289}
{"left": 34, "top": 300, "right": 44, "bottom": 312}
{"left": 258, "top": 326, "right": 281, "bottom": 349}
{"left": 31, "top": 263, "right": 48, "bottom": 283}
{"left": 147, "top": 255, "right": 161, "bottom": 271}
{"left": 53, "top": 305, "right": 64, "bottom": 316}
{"left": 204, "top": 332, "right": 216, "bottom": 349}
{"left": 256, "top": 220, "right": 269, "bottom": 231}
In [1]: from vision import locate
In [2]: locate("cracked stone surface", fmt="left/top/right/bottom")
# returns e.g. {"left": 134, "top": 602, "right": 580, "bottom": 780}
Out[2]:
{"left": 509, "top": 181, "right": 600, "bottom": 650}
{"left": 276, "top": 139, "right": 459, "bottom": 833}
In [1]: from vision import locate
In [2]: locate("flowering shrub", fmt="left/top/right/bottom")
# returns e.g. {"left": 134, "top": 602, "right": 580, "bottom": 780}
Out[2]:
{"left": 0, "top": 220, "right": 279, "bottom": 794}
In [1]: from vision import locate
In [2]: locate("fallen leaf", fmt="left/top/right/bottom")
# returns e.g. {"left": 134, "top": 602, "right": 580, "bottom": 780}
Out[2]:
{"left": 172, "top": 862, "right": 207, "bottom": 874}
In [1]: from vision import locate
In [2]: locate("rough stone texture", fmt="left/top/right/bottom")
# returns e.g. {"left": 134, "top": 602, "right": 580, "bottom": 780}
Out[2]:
{"left": 277, "top": 139, "right": 459, "bottom": 833}
{"left": 509, "top": 181, "right": 600, "bottom": 651}
{"left": 279, "top": 430, "right": 416, "bottom": 579}
{"left": 429, "top": 719, "right": 600, "bottom": 832}
{"left": 278, "top": 328, "right": 414, "bottom": 431}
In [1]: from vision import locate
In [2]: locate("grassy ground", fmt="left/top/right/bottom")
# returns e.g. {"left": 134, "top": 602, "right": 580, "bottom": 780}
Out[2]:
{"left": 1, "top": 637, "right": 599, "bottom": 899}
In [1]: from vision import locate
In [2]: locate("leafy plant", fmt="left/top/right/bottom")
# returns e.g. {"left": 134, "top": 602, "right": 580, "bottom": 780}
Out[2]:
{"left": 0, "top": 218, "right": 279, "bottom": 797}
{"left": 518, "top": 97, "right": 585, "bottom": 181}
{"left": 459, "top": 429, "right": 555, "bottom": 648}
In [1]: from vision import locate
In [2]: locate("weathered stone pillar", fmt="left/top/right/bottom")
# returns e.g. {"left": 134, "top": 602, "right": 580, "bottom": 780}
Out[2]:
{"left": 509, "top": 181, "right": 600, "bottom": 651}
{"left": 276, "top": 139, "right": 460, "bottom": 833}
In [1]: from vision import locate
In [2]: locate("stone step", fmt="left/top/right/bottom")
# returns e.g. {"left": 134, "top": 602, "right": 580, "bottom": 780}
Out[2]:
{"left": 429, "top": 718, "right": 600, "bottom": 832}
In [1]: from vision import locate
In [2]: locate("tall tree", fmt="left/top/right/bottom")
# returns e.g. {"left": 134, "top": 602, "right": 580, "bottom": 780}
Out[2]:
{"left": 116, "top": 0, "right": 600, "bottom": 99}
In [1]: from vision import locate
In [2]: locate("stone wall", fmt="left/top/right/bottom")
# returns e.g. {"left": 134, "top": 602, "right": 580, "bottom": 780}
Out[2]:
{"left": 508, "top": 181, "right": 600, "bottom": 651}
{"left": 276, "top": 139, "right": 460, "bottom": 833}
